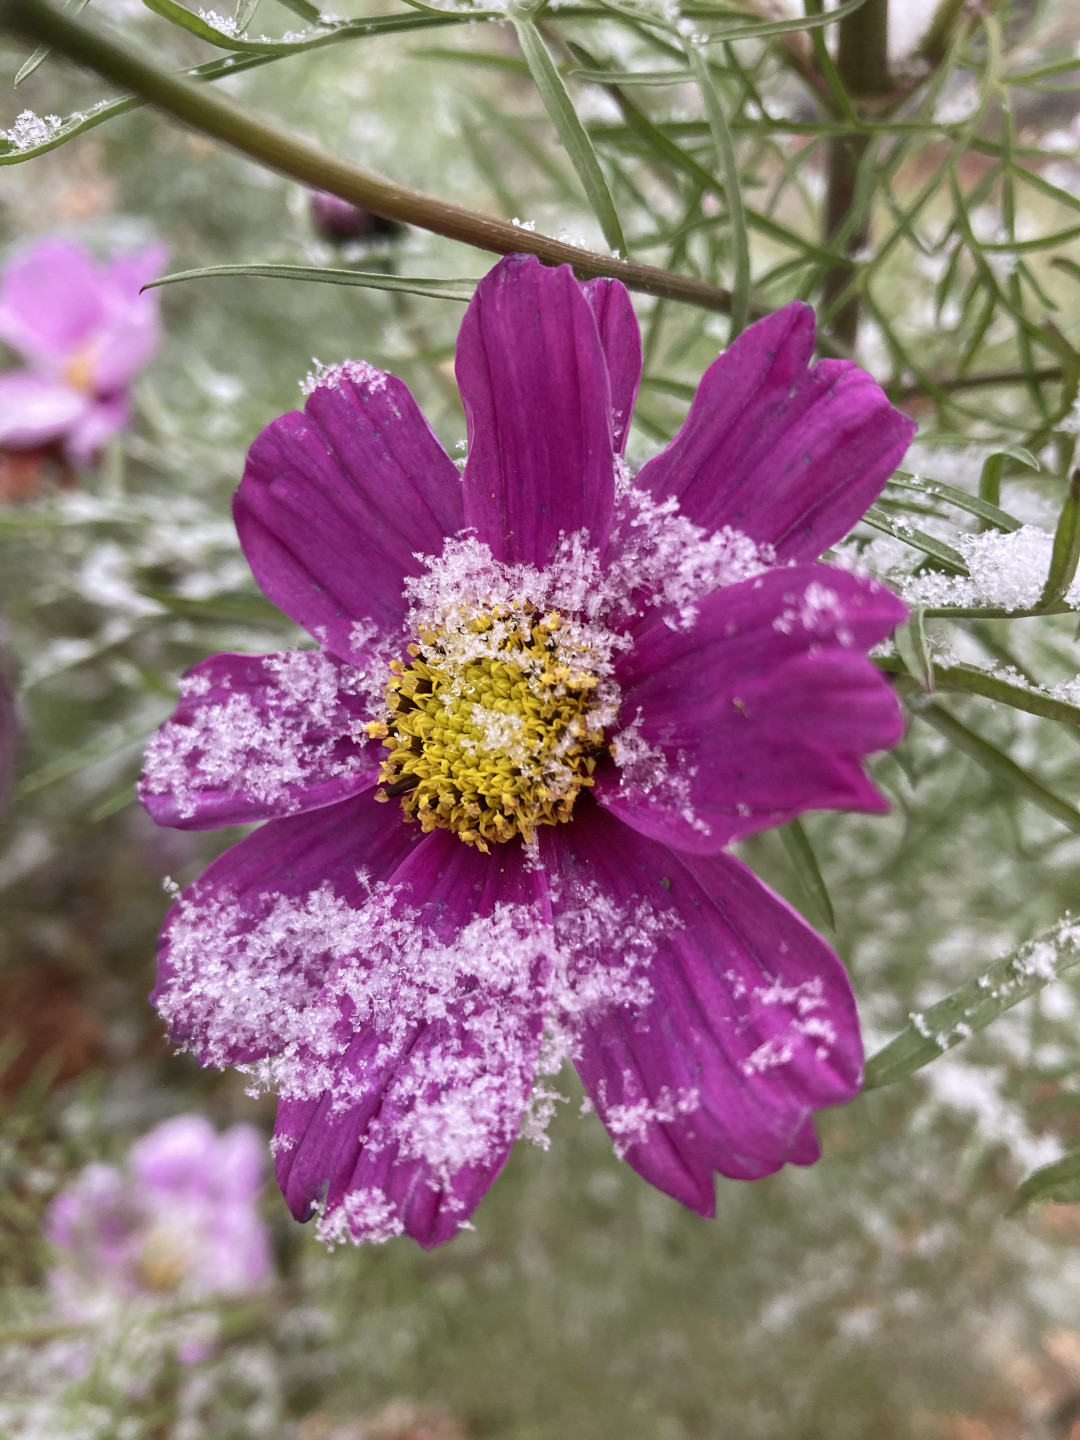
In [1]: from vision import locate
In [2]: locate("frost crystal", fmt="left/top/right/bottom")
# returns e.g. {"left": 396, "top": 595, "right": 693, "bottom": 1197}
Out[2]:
{"left": 604, "top": 1087, "right": 700, "bottom": 1159}
{"left": 902, "top": 525, "right": 1080, "bottom": 612}
{"left": 300, "top": 358, "right": 389, "bottom": 396}
{"left": 197, "top": 7, "right": 240, "bottom": 33}
{"left": 606, "top": 465, "right": 775, "bottom": 628}
{"left": 2, "top": 110, "right": 62, "bottom": 150}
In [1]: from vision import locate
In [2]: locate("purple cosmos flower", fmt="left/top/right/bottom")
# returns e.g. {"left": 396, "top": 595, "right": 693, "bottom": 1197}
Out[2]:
{"left": 139, "top": 255, "right": 915, "bottom": 1249}
{"left": 45, "top": 1114, "right": 271, "bottom": 1312}
{"left": 0, "top": 238, "right": 165, "bottom": 467}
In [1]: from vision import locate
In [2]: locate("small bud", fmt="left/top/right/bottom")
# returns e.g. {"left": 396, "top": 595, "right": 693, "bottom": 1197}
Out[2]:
{"left": 309, "top": 190, "right": 404, "bottom": 244}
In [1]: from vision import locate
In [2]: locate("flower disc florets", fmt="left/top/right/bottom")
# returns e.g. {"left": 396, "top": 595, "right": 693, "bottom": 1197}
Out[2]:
{"left": 371, "top": 604, "right": 608, "bottom": 850}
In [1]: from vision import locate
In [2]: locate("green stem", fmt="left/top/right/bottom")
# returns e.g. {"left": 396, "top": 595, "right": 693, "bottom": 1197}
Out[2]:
{"left": 0, "top": 0, "right": 734, "bottom": 312}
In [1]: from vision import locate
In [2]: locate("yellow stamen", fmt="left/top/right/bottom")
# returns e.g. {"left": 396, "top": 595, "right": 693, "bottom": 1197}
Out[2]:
{"left": 376, "top": 607, "right": 606, "bottom": 850}
{"left": 62, "top": 345, "right": 97, "bottom": 394}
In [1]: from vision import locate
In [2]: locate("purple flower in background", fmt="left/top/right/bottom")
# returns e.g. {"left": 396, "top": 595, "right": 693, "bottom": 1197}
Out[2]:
{"left": 45, "top": 1114, "right": 271, "bottom": 1314}
{"left": 0, "top": 238, "right": 165, "bottom": 467}
{"left": 140, "top": 254, "right": 915, "bottom": 1249}
{"left": 309, "top": 189, "right": 403, "bottom": 245}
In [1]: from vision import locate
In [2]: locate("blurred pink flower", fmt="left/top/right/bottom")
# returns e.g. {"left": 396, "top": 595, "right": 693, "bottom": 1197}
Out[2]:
{"left": 45, "top": 1114, "right": 271, "bottom": 1318}
{"left": 0, "top": 238, "right": 165, "bottom": 467}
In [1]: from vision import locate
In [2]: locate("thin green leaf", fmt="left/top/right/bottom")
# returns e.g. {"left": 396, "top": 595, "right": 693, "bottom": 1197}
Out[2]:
{"left": 1040, "top": 470, "right": 1080, "bottom": 608}
{"left": 915, "top": 702, "right": 1080, "bottom": 833}
{"left": 921, "top": 602, "right": 1072, "bottom": 620}
{"left": 1009, "top": 1148, "right": 1080, "bottom": 1213}
{"left": 802, "top": 0, "right": 859, "bottom": 124}
{"left": 14, "top": 0, "right": 89, "bottom": 84}
{"left": 778, "top": 819, "right": 835, "bottom": 932}
{"left": 881, "top": 659, "right": 1080, "bottom": 727}
{"left": 862, "top": 505, "right": 970, "bottom": 574}
{"left": 894, "top": 608, "right": 934, "bottom": 692}
{"left": 574, "top": 45, "right": 842, "bottom": 268}
{"left": 1053, "top": 256, "right": 1080, "bottom": 286}
{"left": 140, "top": 0, "right": 473, "bottom": 51}
{"left": 144, "top": 263, "right": 476, "bottom": 302}
{"left": 887, "top": 472, "right": 1024, "bottom": 533}
{"left": 569, "top": 66, "right": 693, "bottom": 86}
{"left": 695, "top": 0, "right": 870, "bottom": 46}
{"left": 864, "top": 915, "right": 1080, "bottom": 1090}
{"left": 687, "top": 44, "right": 749, "bottom": 335}
{"left": 977, "top": 446, "right": 1040, "bottom": 512}
{"left": 234, "top": 0, "right": 260, "bottom": 30}
{"left": 981, "top": 222, "right": 1080, "bottom": 254}
{"left": 512, "top": 17, "right": 628, "bottom": 257}
{"left": 15, "top": 716, "right": 165, "bottom": 799}
{"left": 88, "top": 782, "right": 137, "bottom": 824}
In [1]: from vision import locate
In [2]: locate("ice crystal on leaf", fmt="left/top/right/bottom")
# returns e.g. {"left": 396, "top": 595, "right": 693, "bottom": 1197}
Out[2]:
{"left": 141, "top": 255, "right": 915, "bottom": 1248}
{"left": 902, "top": 525, "right": 1080, "bottom": 612}
{"left": 2, "top": 110, "right": 61, "bottom": 150}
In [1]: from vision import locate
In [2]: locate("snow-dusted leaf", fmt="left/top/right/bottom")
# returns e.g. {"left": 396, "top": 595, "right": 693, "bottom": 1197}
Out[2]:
{"left": 881, "top": 658, "right": 1080, "bottom": 727}
{"left": 140, "top": 0, "right": 469, "bottom": 53}
{"left": 862, "top": 505, "right": 969, "bottom": 574}
{"left": 886, "top": 472, "right": 1023, "bottom": 533}
{"left": 865, "top": 917, "right": 1080, "bottom": 1090}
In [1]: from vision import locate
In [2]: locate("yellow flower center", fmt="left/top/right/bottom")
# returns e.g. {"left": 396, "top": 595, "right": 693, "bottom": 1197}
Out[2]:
{"left": 369, "top": 607, "right": 607, "bottom": 851}
{"left": 62, "top": 344, "right": 97, "bottom": 394}
{"left": 138, "top": 1228, "right": 189, "bottom": 1292}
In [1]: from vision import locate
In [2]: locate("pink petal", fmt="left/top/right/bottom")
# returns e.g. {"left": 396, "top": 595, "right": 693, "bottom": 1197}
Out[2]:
{"left": 273, "top": 830, "right": 549, "bottom": 1248}
{"left": 234, "top": 365, "right": 463, "bottom": 663}
{"left": 635, "top": 303, "right": 916, "bottom": 561}
{"left": 105, "top": 242, "right": 169, "bottom": 298}
{"left": 598, "top": 564, "right": 907, "bottom": 853}
{"left": 543, "top": 804, "right": 862, "bottom": 1213}
{"left": 0, "top": 370, "right": 88, "bottom": 449}
{"left": 0, "top": 239, "right": 105, "bottom": 365}
{"left": 89, "top": 244, "right": 166, "bottom": 393}
{"left": 581, "top": 275, "right": 641, "bottom": 455}
{"left": 457, "top": 255, "right": 616, "bottom": 565}
{"left": 129, "top": 1114, "right": 219, "bottom": 1194}
{"left": 139, "top": 649, "right": 380, "bottom": 830}
{"left": 64, "top": 394, "right": 130, "bottom": 466}
{"left": 152, "top": 789, "right": 422, "bottom": 1069}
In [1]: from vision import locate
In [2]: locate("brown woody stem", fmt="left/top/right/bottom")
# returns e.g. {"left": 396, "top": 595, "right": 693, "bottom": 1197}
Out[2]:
{"left": 820, "top": 0, "right": 890, "bottom": 348}
{"left": 0, "top": 0, "right": 735, "bottom": 312}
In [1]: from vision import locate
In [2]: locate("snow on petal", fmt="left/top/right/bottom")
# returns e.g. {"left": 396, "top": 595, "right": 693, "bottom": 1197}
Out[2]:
{"left": 139, "top": 648, "right": 381, "bottom": 829}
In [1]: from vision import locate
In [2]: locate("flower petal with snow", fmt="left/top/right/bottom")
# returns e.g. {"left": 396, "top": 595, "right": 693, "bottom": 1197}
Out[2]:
{"left": 140, "top": 254, "right": 915, "bottom": 1248}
